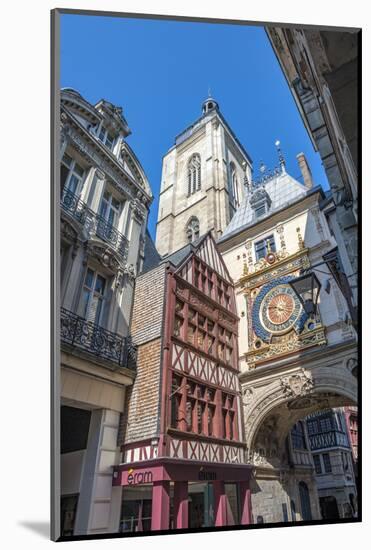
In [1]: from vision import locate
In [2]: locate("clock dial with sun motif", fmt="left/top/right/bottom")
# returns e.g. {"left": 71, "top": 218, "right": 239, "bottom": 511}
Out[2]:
{"left": 259, "top": 284, "right": 302, "bottom": 334}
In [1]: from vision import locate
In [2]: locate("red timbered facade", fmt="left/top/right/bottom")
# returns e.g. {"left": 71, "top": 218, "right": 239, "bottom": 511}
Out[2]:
{"left": 113, "top": 233, "right": 252, "bottom": 532}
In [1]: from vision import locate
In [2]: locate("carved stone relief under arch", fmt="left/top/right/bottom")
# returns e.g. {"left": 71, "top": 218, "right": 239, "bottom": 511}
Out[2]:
{"left": 242, "top": 360, "right": 357, "bottom": 467}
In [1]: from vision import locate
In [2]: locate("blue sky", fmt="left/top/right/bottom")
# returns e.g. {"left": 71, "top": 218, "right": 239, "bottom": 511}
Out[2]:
{"left": 60, "top": 14, "right": 329, "bottom": 239}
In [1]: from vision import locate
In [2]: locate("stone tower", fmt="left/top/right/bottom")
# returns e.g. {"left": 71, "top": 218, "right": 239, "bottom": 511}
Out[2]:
{"left": 155, "top": 97, "right": 253, "bottom": 256}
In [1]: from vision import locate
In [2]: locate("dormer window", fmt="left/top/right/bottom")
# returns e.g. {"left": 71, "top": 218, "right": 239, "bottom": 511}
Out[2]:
{"left": 98, "top": 127, "right": 115, "bottom": 150}
{"left": 249, "top": 187, "right": 272, "bottom": 220}
{"left": 255, "top": 204, "right": 267, "bottom": 218}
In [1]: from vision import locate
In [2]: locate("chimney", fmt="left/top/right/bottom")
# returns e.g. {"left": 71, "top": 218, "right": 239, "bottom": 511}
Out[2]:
{"left": 297, "top": 152, "right": 313, "bottom": 190}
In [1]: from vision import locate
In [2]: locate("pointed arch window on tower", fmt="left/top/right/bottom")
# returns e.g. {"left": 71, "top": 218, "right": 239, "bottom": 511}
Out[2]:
{"left": 187, "top": 154, "right": 201, "bottom": 195}
{"left": 186, "top": 217, "right": 200, "bottom": 243}
{"left": 228, "top": 162, "right": 240, "bottom": 219}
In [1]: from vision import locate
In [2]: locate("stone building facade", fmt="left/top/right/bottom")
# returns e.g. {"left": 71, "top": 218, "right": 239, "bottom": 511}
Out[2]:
{"left": 59, "top": 89, "right": 153, "bottom": 537}
{"left": 305, "top": 408, "right": 357, "bottom": 519}
{"left": 219, "top": 157, "right": 357, "bottom": 523}
{"left": 156, "top": 97, "right": 252, "bottom": 257}
{"left": 265, "top": 27, "right": 358, "bottom": 321}
{"left": 155, "top": 97, "right": 358, "bottom": 525}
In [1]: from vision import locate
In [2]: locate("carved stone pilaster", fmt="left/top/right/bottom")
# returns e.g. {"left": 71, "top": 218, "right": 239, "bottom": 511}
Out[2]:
{"left": 130, "top": 198, "right": 146, "bottom": 222}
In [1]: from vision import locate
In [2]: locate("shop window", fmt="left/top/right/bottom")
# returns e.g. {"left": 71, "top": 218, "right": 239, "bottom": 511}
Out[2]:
{"left": 225, "top": 483, "right": 240, "bottom": 524}
{"left": 61, "top": 494, "right": 79, "bottom": 537}
{"left": 121, "top": 487, "right": 153, "bottom": 532}
{"left": 61, "top": 406, "right": 91, "bottom": 454}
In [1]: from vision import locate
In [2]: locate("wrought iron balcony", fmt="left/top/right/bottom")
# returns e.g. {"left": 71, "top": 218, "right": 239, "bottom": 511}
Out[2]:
{"left": 60, "top": 191, "right": 129, "bottom": 261}
{"left": 308, "top": 430, "right": 350, "bottom": 451}
{"left": 60, "top": 307, "right": 137, "bottom": 370}
{"left": 61, "top": 188, "right": 89, "bottom": 224}
{"left": 95, "top": 214, "right": 129, "bottom": 259}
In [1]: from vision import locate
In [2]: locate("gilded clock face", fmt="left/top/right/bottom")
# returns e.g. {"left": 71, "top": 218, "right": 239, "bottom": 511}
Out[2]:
{"left": 259, "top": 284, "right": 302, "bottom": 334}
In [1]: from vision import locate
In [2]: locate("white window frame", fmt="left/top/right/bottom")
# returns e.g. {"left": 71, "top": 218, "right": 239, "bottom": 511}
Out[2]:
{"left": 61, "top": 153, "right": 85, "bottom": 197}
{"left": 80, "top": 267, "right": 107, "bottom": 325}
{"left": 254, "top": 234, "right": 276, "bottom": 261}
{"left": 98, "top": 127, "right": 115, "bottom": 151}
{"left": 99, "top": 189, "right": 122, "bottom": 229}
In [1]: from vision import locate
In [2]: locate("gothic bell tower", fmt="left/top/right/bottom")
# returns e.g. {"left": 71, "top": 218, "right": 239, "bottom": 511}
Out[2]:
{"left": 155, "top": 97, "right": 253, "bottom": 256}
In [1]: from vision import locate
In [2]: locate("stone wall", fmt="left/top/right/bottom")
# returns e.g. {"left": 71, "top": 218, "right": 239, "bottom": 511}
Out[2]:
{"left": 250, "top": 469, "right": 321, "bottom": 524}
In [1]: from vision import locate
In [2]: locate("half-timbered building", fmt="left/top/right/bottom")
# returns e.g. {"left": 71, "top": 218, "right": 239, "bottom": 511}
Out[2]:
{"left": 113, "top": 233, "right": 252, "bottom": 531}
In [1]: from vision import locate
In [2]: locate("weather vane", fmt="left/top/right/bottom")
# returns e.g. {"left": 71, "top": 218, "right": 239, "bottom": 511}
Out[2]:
{"left": 275, "top": 139, "right": 286, "bottom": 168}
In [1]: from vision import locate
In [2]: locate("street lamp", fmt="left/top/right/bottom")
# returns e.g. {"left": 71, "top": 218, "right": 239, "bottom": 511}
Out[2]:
{"left": 289, "top": 272, "right": 322, "bottom": 317}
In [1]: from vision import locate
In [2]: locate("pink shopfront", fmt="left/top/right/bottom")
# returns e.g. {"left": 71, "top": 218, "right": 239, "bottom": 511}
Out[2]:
{"left": 113, "top": 457, "right": 252, "bottom": 532}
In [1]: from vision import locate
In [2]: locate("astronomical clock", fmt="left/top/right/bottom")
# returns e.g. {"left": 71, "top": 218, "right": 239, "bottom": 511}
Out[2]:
{"left": 240, "top": 228, "right": 327, "bottom": 370}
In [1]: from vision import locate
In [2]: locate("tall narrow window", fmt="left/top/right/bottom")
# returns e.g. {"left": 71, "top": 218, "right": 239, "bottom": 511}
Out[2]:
{"left": 81, "top": 268, "right": 106, "bottom": 325}
{"left": 99, "top": 190, "right": 121, "bottom": 228}
{"left": 186, "top": 217, "right": 200, "bottom": 243}
{"left": 313, "top": 454, "right": 322, "bottom": 474}
{"left": 322, "top": 453, "right": 332, "bottom": 473}
{"left": 291, "top": 421, "right": 307, "bottom": 450}
{"left": 299, "top": 481, "right": 312, "bottom": 521}
{"left": 229, "top": 162, "right": 240, "bottom": 213}
{"left": 61, "top": 153, "right": 85, "bottom": 197}
{"left": 187, "top": 154, "right": 201, "bottom": 195}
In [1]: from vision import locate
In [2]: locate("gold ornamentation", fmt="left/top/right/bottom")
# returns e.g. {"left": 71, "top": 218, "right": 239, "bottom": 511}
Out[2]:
{"left": 245, "top": 326, "right": 326, "bottom": 369}
{"left": 239, "top": 248, "right": 309, "bottom": 288}
{"left": 296, "top": 227, "right": 305, "bottom": 249}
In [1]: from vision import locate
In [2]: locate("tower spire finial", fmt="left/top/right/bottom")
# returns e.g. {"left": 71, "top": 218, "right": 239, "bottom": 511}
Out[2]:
{"left": 275, "top": 140, "right": 286, "bottom": 173}
{"left": 208, "top": 86, "right": 212, "bottom": 98}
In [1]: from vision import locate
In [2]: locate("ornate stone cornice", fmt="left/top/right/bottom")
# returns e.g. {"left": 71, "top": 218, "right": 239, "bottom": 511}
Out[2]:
{"left": 61, "top": 106, "right": 152, "bottom": 204}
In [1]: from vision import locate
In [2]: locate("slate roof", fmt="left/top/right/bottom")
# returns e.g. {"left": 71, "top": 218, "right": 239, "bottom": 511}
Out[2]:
{"left": 160, "top": 235, "right": 205, "bottom": 268}
{"left": 219, "top": 168, "right": 310, "bottom": 242}
{"left": 141, "top": 230, "right": 162, "bottom": 274}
